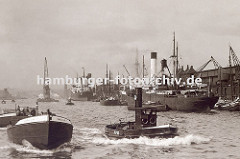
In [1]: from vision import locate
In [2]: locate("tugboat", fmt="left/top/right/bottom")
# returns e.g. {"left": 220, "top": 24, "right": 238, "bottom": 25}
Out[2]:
{"left": 105, "top": 88, "right": 178, "bottom": 139}
{"left": 65, "top": 98, "right": 74, "bottom": 105}
{"left": 7, "top": 109, "right": 73, "bottom": 149}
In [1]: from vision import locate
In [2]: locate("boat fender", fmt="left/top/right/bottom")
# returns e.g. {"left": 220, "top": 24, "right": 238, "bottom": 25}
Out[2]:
{"left": 149, "top": 117, "right": 156, "bottom": 125}
{"left": 141, "top": 118, "right": 148, "bottom": 125}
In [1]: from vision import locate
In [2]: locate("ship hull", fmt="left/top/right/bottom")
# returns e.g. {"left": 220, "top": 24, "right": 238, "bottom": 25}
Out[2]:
{"left": 71, "top": 92, "right": 93, "bottom": 101}
{"left": 105, "top": 124, "right": 178, "bottom": 139}
{"left": 100, "top": 99, "right": 120, "bottom": 106}
{"left": 37, "top": 98, "right": 59, "bottom": 102}
{"left": 65, "top": 102, "right": 74, "bottom": 105}
{"left": 7, "top": 115, "right": 73, "bottom": 149}
{"left": 123, "top": 93, "right": 219, "bottom": 112}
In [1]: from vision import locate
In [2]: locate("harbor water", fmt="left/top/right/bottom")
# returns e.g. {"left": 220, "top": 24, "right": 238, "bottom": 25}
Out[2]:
{"left": 0, "top": 99, "right": 240, "bottom": 159}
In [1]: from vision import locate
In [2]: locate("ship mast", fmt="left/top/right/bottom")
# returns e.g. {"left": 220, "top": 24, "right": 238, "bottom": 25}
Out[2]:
{"left": 176, "top": 42, "right": 179, "bottom": 78}
{"left": 229, "top": 46, "right": 233, "bottom": 100}
{"left": 142, "top": 55, "right": 145, "bottom": 78}
{"left": 135, "top": 48, "right": 140, "bottom": 77}
{"left": 173, "top": 32, "right": 176, "bottom": 78}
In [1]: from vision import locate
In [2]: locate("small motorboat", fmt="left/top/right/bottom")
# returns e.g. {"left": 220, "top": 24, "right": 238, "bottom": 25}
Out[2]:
{"left": 65, "top": 98, "right": 74, "bottom": 105}
{"left": 7, "top": 109, "right": 73, "bottom": 149}
{"left": 0, "top": 106, "right": 38, "bottom": 127}
{"left": 215, "top": 97, "right": 240, "bottom": 111}
{"left": 105, "top": 88, "right": 178, "bottom": 139}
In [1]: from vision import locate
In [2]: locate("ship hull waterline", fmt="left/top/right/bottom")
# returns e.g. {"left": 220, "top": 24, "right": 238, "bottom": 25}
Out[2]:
{"left": 123, "top": 93, "right": 219, "bottom": 112}
{"left": 100, "top": 99, "right": 120, "bottom": 106}
{"left": 105, "top": 124, "right": 178, "bottom": 139}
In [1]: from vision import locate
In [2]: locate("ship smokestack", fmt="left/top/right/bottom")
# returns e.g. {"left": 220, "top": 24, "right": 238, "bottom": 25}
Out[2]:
{"left": 135, "top": 87, "right": 142, "bottom": 128}
{"left": 151, "top": 52, "right": 157, "bottom": 78}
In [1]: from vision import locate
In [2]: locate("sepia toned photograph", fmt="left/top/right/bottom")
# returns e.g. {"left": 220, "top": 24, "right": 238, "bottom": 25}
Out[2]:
{"left": 0, "top": 0, "right": 240, "bottom": 158}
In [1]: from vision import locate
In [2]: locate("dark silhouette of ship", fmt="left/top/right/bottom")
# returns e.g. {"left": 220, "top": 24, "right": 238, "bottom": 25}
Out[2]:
{"left": 70, "top": 69, "right": 93, "bottom": 101}
{"left": 100, "top": 64, "right": 121, "bottom": 106}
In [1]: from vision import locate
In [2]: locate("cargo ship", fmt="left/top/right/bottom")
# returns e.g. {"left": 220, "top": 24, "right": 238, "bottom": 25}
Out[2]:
{"left": 123, "top": 89, "right": 218, "bottom": 112}
{"left": 123, "top": 33, "right": 218, "bottom": 112}
{"left": 70, "top": 69, "right": 93, "bottom": 101}
{"left": 70, "top": 85, "right": 93, "bottom": 101}
{"left": 99, "top": 64, "right": 121, "bottom": 106}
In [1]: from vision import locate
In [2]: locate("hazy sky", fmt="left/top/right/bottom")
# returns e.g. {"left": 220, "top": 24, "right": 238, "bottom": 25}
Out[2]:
{"left": 1, "top": 0, "right": 240, "bottom": 90}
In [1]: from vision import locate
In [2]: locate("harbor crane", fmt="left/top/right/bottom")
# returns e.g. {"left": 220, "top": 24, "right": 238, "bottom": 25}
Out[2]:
{"left": 228, "top": 46, "right": 240, "bottom": 99}
{"left": 123, "top": 65, "right": 131, "bottom": 77}
{"left": 196, "top": 56, "right": 222, "bottom": 78}
{"left": 197, "top": 56, "right": 222, "bottom": 72}
{"left": 229, "top": 46, "right": 240, "bottom": 67}
{"left": 229, "top": 46, "right": 240, "bottom": 80}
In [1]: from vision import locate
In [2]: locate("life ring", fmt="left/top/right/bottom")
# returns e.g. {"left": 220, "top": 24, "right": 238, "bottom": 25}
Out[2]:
{"left": 141, "top": 118, "right": 148, "bottom": 125}
{"left": 149, "top": 117, "right": 156, "bottom": 125}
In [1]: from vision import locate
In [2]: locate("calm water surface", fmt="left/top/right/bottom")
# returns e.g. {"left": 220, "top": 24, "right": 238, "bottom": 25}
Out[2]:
{"left": 0, "top": 99, "right": 240, "bottom": 159}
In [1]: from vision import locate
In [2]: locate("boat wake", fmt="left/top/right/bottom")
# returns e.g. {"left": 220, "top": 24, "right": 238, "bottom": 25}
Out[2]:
{"left": 77, "top": 127, "right": 211, "bottom": 147}
{"left": 0, "top": 140, "right": 73, "bottom": 158}
{"left": 16, "top": 140, "right": 54, "bottom": 154}
{"left": 91, "top": 134, "right": 210, "bottom": 147}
